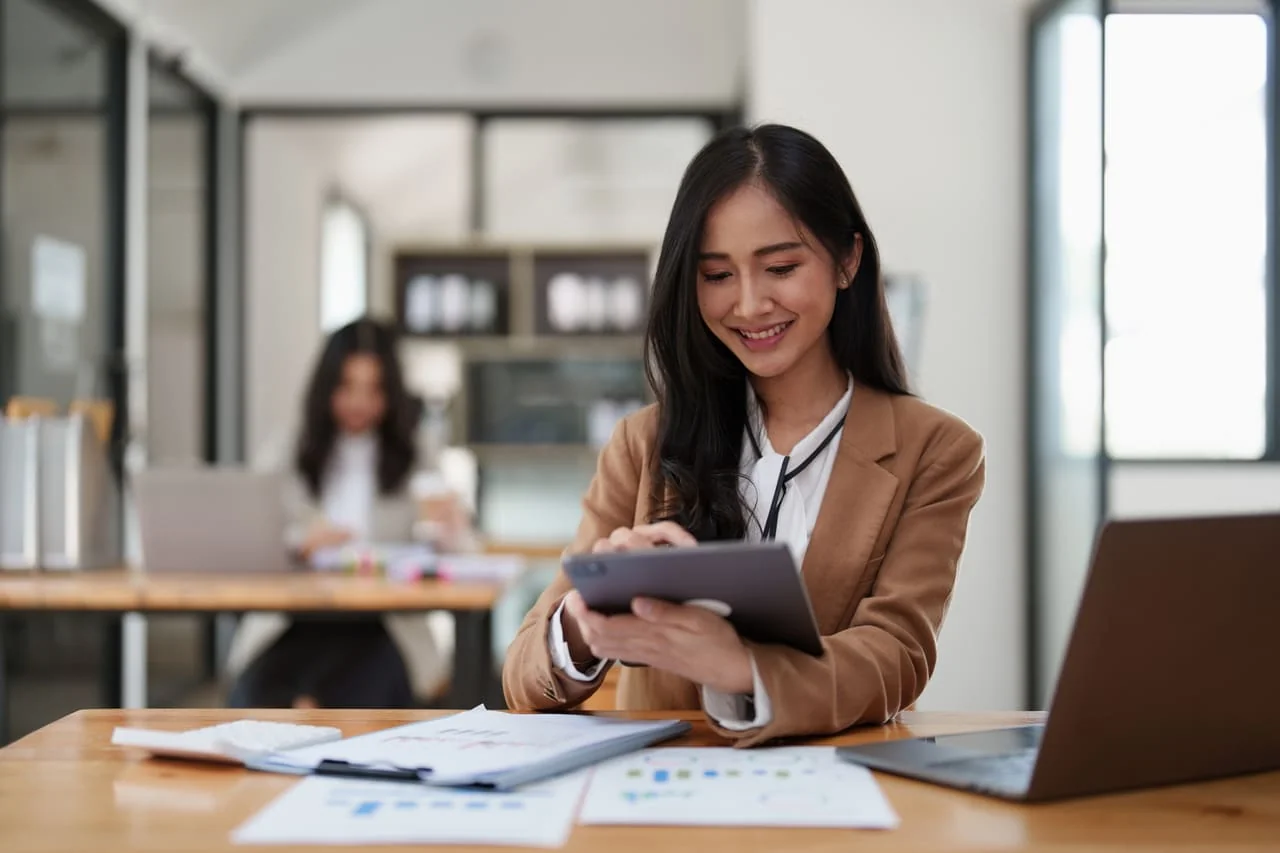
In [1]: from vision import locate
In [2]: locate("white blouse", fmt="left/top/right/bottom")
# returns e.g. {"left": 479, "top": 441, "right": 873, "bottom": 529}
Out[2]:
{"left": 320, "top": 433, "right": 379, "bottom": 541}
{"left": 549, "top": 378, "right": 853, "bottom": 731}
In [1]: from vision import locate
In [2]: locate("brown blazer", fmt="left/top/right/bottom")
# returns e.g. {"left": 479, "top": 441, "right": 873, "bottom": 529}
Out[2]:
{"left": 502, "top": 385, "right": 985, "bottom": 747}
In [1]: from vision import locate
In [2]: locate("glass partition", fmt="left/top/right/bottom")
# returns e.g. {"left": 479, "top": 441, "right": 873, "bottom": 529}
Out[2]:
{"left": 1028, "top": 0, "right": 1107, "bottom": 707}
{"left": 147, "top": 60, "right": 214, "bottom": 465}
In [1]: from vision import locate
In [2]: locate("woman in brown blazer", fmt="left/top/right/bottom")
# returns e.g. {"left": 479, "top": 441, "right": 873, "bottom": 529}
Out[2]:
{"left": 503, "top": 124, "right": 985, "bottom": 747}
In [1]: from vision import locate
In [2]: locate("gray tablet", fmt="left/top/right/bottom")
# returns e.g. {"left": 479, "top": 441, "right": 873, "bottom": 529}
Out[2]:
{"left": 562, "top": 541, "right": 824, "bottom": 656}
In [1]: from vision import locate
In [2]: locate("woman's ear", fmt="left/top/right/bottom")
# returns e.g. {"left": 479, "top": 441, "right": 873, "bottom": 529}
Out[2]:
{"left": 839, "top": 234, "right": 865, "bottom": 290}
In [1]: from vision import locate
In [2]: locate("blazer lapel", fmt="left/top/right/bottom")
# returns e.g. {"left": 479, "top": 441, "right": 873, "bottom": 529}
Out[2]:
{"left": 800, "top": 385, "right": 900, "bottom": 634}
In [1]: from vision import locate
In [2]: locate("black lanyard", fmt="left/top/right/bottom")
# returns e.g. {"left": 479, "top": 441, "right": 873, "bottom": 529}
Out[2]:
{"left": 747, "top": 415, "right": 846, "bottom": 541}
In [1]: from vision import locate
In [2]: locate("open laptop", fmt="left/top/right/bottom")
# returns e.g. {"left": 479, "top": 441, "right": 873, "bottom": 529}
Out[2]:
{"left": 837, "top": 513, "right": 1280, "bottom": 802}
{"left": 133, "top": 469, "right": 294, "bottom": 573}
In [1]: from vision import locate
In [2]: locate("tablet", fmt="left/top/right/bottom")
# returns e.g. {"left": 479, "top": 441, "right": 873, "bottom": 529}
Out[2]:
{"left": 562, "top": 542, "right": 824, "bottom": 656}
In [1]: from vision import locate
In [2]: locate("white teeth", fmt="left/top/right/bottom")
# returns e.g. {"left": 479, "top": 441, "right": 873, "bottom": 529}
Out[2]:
{"left": 740, "top": 322, "right": 790, "bottom": 340}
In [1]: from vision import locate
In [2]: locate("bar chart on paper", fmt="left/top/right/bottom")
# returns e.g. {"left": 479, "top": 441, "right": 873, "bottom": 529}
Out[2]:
{"left": 578, "top": 747, "right": 899, "bottom": 828}
{"left": 233, "top": 773, "right": 588, "bottom": 847}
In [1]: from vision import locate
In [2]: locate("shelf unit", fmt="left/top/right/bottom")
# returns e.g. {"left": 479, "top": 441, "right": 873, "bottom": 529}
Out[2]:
{"left": 393, "top": 242, "right": 652, "bottom": 342}
{"left": 391, "top": 243, "right": 656, "bottom": 452}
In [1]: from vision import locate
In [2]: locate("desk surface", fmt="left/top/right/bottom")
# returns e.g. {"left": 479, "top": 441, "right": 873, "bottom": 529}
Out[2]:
{"left": 1, "top": 709, "right": 1277, "bottom": 852}
{"left": 0, "top": 570, "right": 506, "bottom": 612}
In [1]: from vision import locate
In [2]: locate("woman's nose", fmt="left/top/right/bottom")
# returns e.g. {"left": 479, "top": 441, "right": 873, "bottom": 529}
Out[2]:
{"left": 736, "top": 275, "right": 774, "bottom": 318}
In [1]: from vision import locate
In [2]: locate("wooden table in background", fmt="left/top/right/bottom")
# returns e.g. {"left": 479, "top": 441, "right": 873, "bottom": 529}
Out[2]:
{"left": 0, "top": 570, "right": 516, "bottom": 740}
{"left": 1, "top": 709, "right": 1277, "bottom": 852}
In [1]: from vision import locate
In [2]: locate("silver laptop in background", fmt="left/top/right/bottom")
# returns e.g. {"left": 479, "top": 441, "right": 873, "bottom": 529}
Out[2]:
{"left": 133, "top": 469, "right": 293, "bottom": 573}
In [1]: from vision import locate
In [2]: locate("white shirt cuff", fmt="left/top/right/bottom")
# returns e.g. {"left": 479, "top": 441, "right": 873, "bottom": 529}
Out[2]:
{"left": 548, "top": 599, "right": 608, "bottom": 682}
{"left": 701, "top": 653, "right": 773, "bottom": 731}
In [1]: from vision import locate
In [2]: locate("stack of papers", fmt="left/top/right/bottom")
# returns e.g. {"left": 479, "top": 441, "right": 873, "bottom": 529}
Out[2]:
{"left": 230, "top": 709, "right": 900, "bottom": 847}
{"left": 247, "top": 707, "right": 690, "bottom": 790}
{"left": 308, "top": 543, "right": 435, "bottom": 579}
{"left": 435, "top": 553, "right": 525, "bottom": 582}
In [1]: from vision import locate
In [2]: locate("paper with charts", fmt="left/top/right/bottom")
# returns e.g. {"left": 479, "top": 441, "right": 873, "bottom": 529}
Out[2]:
{"left": 232, "top": 772, "right": 588, "bottom": 847}
{"left": 578, "top": 746, "right": 899, "bottom": 829}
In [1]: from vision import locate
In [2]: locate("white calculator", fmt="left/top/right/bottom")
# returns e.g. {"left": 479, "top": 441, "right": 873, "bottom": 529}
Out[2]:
{"left": 112, "top": 720, "right": 344, "bottom": 764}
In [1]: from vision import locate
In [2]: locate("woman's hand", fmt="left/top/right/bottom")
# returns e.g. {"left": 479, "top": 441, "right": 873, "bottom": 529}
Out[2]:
{"left": 558, "top": 522, "right": 755, "bottom": 695}
{"left": 564, "top": 592, "right": 754, "bottom": 694}
{"left": 559, "top": 522, "right": 695, "bottom": 663}
{"left": 298, "top": 522, "right": 353, "bottom": 559}
{"left": 418, "top": 491, "right": 473, "bottom": 552}
{"left": 588, "top": 521, "right": 698, "bottom": 555}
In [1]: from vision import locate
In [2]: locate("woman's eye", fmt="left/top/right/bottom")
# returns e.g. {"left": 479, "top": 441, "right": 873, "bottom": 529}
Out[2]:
{"left": 701, "top": 270, "right": 732, "bottom": 282}
{"left": 767, "top": 264, "right": 799, "bottom": 277}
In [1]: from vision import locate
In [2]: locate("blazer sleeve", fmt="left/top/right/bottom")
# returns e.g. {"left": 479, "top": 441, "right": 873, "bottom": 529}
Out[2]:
{"left": 713, "top": 424, "right": 986, "bottom": 746}
{"left": 501, "top": 414, "right": 644, "bottom": 711}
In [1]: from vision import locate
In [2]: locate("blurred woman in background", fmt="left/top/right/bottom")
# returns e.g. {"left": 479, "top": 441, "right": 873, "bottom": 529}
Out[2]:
{"left": 226, "top": 318, "right": 473, "bottom": 708}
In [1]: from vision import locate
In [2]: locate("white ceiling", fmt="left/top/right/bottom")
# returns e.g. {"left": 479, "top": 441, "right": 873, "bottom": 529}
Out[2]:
{"left": 88, "top": 0, "right": 1061, "bottom": 108}
{"left": 139, "top": 0, "right": 356, "bottom": 77}
{"left": 114, "top": 0, "right": 747, "bottom": 107}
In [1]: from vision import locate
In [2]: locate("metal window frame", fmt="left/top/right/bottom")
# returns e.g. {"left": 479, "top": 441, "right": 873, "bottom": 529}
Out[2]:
{"left": 1026, "top": 0, "right": 1112, "bottom": 709}
{"left": 144, "top": 54, "right": 221, "bottom": 465}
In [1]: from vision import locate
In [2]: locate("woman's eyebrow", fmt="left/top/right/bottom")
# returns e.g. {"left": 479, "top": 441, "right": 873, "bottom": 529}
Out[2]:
{"left": 698, "top": 241, "right": 805, "bottom": 261}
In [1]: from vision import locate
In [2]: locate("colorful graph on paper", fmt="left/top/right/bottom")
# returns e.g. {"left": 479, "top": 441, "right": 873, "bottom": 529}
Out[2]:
{"left": 233, "top": 773, "right": 587, "bottom": 847}
{"left": 577, "top": 747, "right": 899, "bottom": 829}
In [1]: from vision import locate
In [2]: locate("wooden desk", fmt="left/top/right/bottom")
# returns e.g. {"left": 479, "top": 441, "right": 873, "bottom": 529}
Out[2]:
{"left": 0, "top": 569, "right": 506, "bottom": 612}
{"left": 1, "top": 709, "right": 1277, "bottom": 852}
{"left": 0, "top": 571, "right": 515, "bottom": 741}
{"left": 479, "top": 540, "right": 567, "bottom": 562}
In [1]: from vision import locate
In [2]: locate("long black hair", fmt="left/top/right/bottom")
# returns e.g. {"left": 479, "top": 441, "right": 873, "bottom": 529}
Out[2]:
{"left": 645, "top": 123, "right": 910, "bottom": 541}
{"left": 295, "top": 318, "right": 418, "bottom": 499}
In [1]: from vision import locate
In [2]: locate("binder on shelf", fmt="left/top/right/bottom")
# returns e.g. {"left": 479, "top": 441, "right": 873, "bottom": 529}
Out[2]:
{"left": 395, "top": 251, "right": 511, "bottom": 338}
{"left": 533, "top": 250, "right": 650, "bottom": 337}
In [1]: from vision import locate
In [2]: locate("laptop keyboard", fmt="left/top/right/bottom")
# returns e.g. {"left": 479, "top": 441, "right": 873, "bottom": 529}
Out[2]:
{"left": 930, "top": 747, "right": 1039, "bottom": 794}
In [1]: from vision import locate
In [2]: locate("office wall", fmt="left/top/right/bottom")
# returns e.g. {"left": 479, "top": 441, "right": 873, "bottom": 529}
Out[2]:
{"left": 244, "top": 123, "right": 328, "bottom": 459}
{"left": 1110, "top": 464, "right": 1280, "bottom": 518}
{"left": 748, "top": 0, "right": 1030, "bottom": 711}
{"left": 244, "top": 117, "right": 472, "bottom": 459}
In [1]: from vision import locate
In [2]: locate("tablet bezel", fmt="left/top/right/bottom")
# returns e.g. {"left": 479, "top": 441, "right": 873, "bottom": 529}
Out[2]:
{"left": 562, "top": 541, "right": 824, "bottom": 657}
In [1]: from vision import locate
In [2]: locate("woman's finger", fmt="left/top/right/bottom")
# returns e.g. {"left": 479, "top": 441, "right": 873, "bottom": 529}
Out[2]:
{"left": 609, "top": 527, "right": 657, "bottom": 552}
{"left": 632, "top": 522, "right": 698, "bottom": 548}
{"left": 590, "top": 538, "right": 617, "bottom": 554}
{"left": 573, "top": 607, "right": 607, "bottom": 640}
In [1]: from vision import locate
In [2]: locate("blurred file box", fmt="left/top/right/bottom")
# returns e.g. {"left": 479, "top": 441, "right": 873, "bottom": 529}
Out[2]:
{"left": 0, "top": 413, "right": 119, "bottom": 571}
{"left": 0, "top": 417, "right": 41, "bottom": 570}
{"left": 38, "top": 414, "right": 120, "bottom": 569}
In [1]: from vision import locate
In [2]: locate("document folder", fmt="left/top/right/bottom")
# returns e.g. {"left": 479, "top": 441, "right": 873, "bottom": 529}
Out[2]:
{"left": 246, "top": 706, "right": 690, "bottom": 791}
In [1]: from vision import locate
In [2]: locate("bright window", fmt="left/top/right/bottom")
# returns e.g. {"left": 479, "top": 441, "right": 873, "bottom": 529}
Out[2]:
{"left": 1103, "top": 13, "right": 1268, "bottom": 458}
{"left": 319, "top": 199, "right": 369, "bottom": 333}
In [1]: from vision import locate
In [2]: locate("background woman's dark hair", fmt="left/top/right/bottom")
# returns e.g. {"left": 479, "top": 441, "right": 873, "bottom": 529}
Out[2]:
{"left": 295, "top": 318, "right": 418, "bottom": 498}
{"left": 645, "top": 123, "right": 909, "bottom": 541}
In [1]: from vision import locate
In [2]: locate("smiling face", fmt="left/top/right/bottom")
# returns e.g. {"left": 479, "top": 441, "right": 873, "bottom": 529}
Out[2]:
{"left": 330, "top": 353, "right": 387, "bottom": 436}
{"left": 696, "top": 182, "right": 857, "bottom": 383}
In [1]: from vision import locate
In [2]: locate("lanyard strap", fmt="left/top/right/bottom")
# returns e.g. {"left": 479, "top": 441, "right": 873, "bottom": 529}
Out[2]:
{"left": 756, "top": 414, "right": 846, "bottom": 541}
